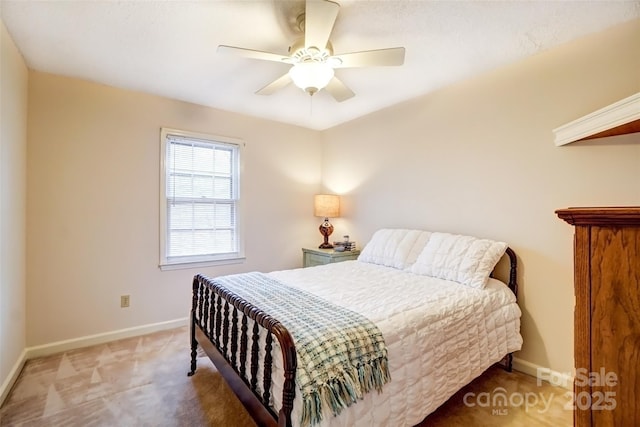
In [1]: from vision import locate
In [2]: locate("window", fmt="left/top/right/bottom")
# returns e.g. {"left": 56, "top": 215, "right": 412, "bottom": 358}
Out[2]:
{"left": 160, "top": 128, "right": 243, "bottom": 270}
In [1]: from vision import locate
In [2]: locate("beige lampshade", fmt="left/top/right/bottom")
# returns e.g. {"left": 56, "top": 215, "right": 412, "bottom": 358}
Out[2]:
{"left": 314, "top": 194, "right": 340, "bottom": 218}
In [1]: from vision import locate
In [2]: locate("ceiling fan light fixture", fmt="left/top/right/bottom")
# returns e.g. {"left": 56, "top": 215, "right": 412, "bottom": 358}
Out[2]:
{"left": 218, "top": 0, "right": 404, "bottom": 102}
{"left": 288, "top": 62, "right": 334, "bottom": 95}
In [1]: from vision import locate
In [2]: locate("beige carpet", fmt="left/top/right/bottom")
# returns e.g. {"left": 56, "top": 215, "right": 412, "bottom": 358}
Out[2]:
{"left": 0, "top": 326, "right": 571, "bottom": 426}
{"left": 0, "top": 326, "right": 255, "bottom": 426}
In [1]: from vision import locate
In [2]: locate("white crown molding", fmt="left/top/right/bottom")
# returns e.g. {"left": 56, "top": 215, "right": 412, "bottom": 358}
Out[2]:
{"left": 553, "top": 92, "right": 640, "bottom": 146}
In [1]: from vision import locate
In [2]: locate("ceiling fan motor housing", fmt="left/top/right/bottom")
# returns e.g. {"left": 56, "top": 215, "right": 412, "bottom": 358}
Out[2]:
{"left": 288, "top": 38, "right": 334, "bottom": 64}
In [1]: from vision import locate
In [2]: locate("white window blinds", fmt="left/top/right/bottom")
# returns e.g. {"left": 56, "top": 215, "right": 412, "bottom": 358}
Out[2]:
{"left": 160, "top": 129, "right": 243, "bottom": 268}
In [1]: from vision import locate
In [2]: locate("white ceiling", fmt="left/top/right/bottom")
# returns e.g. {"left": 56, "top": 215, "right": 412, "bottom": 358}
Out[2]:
{"left": 2, "top": 0, "right": 639, "bottom": 130}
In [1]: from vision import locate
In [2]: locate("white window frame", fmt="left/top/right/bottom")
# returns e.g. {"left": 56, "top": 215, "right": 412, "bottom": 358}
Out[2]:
{"left": 159, "top": 128, "right": 244, "bottom": 270}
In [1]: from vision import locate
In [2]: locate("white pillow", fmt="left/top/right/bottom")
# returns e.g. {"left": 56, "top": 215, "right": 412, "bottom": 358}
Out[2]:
{"left": 410, "top": 232, "right": 507, "bottom": 289}
{"left": 358, "top": 229, "right": 431, "bottom": 270}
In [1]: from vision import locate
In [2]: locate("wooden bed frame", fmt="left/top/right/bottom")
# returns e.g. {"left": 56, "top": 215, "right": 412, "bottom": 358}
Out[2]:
{"left": 188, "top": 247, "right": 518, "bottom": 427}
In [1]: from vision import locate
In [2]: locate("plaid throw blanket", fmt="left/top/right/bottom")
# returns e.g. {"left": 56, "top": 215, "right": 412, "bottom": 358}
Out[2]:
{"left": 212, "top": 272, "right": 390, "bottom": 427}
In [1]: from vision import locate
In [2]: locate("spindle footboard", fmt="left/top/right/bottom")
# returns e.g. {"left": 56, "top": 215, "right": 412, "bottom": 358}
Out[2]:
{"left": 188, "top": 273, "right": 297, "bottom": 427}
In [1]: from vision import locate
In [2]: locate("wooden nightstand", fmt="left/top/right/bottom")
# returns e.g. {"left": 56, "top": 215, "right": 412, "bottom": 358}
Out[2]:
{"left": 302, "top": 247, "right": 360, "bottom": 267}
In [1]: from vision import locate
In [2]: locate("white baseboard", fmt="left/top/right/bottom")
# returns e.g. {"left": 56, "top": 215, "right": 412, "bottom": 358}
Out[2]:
{"left": 1, "top": 317, "right": 189, "bottom": 407}
{"left": 513, "top": 357, "right": 573, "bottom": 390}
{"left": 26, "top": 317, "right": 189, "bottom": 360}
{"left": 0, "top": 348, "right": 28, "bottom": 407}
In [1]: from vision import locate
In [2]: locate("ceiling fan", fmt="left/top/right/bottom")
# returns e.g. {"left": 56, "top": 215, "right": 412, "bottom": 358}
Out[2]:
{"left": 217, "top": 0, "right": 405, "bottom": 102}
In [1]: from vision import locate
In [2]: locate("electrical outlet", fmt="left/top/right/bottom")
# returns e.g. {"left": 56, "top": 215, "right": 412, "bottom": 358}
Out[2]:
{"left": 121, "top": 295, "right": 130, "bottom": 308}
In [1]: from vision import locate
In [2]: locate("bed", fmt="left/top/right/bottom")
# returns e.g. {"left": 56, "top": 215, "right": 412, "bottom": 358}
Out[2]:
{"left": 188, "top": 229, "right": 523, "bottom": 427}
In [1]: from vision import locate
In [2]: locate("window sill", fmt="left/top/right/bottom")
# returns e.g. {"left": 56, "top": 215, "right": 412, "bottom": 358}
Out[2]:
{"left": 159, "top": 256, "right": 246, "bottom": 271}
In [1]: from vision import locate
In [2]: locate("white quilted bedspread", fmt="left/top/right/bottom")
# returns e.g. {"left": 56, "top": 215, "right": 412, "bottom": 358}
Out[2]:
{"left": 263, "top": 260, "right": 523, "bottom": 427}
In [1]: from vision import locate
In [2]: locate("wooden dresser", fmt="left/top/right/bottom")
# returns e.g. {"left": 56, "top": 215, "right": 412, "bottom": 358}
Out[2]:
{"left": 556, "top": 207, "right": 640, "bottom": 427}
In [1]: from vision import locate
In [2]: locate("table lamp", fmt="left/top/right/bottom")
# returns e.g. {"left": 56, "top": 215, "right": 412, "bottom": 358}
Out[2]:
{"left": 314, "top": 194, "right": 340, "bottom": 249}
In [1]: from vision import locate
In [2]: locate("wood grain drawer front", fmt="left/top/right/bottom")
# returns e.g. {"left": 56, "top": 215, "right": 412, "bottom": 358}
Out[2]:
{"left": 302, "top": 248, "right": 360, "bottom": 267}
{"left": 590, "top": 226, "right": 640, "bottom": 427}
{"left": 306, "top": 253, "right": 328, "bottom": 267}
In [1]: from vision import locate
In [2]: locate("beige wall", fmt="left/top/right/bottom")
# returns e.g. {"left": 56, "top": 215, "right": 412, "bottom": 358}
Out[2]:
{"left": 26, "top": 73, "right": 322, "bottom": 346}
{"left": 0, "top": 20, "right": 28, "bottom": 395}
{"left": 321, "top": 19, "right": 640, "bottom": 374}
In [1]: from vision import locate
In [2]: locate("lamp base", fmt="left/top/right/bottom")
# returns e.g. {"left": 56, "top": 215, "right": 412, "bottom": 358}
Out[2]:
{"left": 318, "top": 219, "right": 334, "bottom": 249}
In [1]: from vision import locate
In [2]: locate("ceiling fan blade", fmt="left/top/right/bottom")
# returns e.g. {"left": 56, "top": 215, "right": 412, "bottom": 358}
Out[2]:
{"left": 256, "top": 73, "right": 293, "bottom": 96}
{"left": 331, "top": 47, "right": 406, "bottom": 68}
{"left": 217, "top": 45, "right": 291, "bottom": 63}
{"left": 305, "top": 0, "right": 340, "bottom": 51}
{"left": 325, "top": 76, "right": 354, "bottom": 102}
